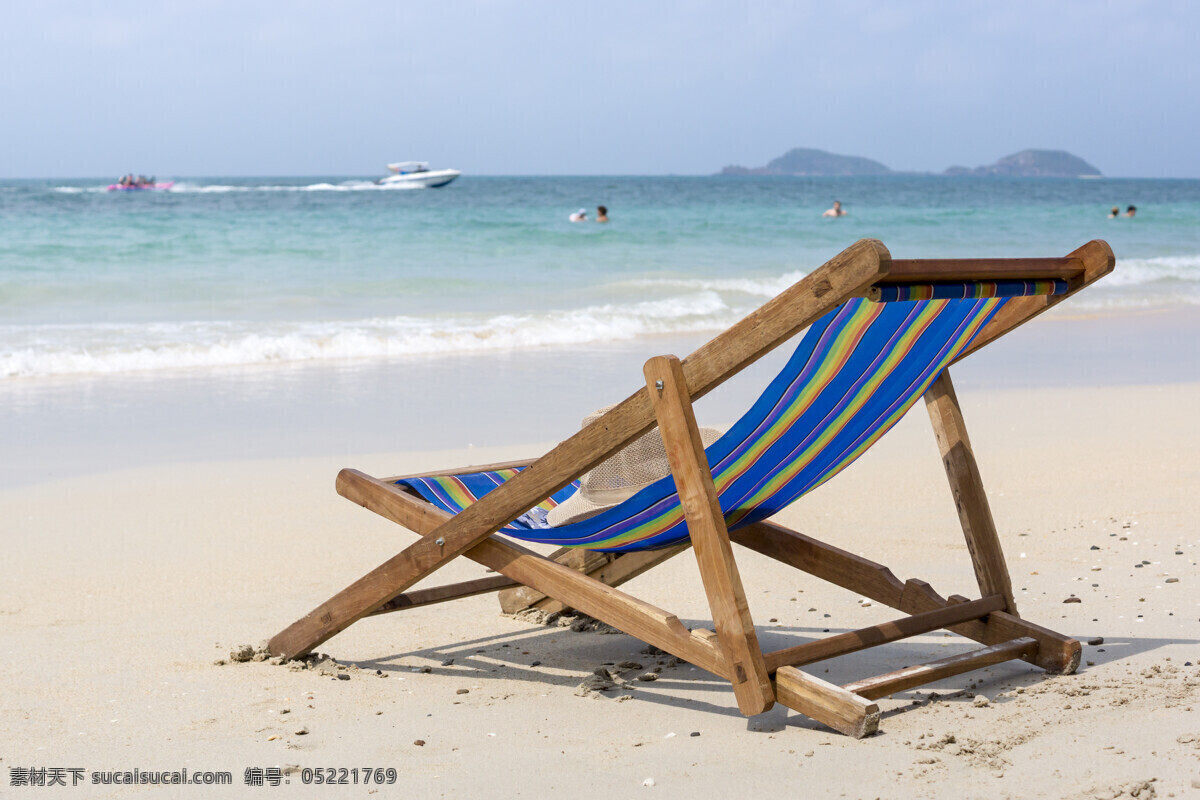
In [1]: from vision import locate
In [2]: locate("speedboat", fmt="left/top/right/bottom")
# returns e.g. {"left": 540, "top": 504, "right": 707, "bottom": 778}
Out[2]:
{"left": 107, "top": 176, "right": 174, "bottom": 191}
{"left": 376, "top": 161, "right": 460, "bottom": 188}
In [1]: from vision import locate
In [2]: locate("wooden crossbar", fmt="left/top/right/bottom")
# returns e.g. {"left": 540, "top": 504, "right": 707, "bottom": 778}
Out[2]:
{"left": 367, "top": 575, "right": 518, "bottom": 616}
{"left": 882, "top": 256, "right": 1084, "bottom": 283}
{"left": 955, "top": 240, "right": 1113, "bottom": 361}
{"left": 843, "top": 637, "right": 1039, "bottom": 700}
{"left": 763, "top": 595, "right": 1006, "bottom": 672}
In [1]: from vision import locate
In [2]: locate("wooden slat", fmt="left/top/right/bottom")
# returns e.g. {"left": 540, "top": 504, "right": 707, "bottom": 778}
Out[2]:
{"left": 775, "top": 667, "right": 880, "bottom": 739}
{"left": 498, "top": 547, "right": 614, "bottom": 614}
{"left": 368, "top": 575, "right": 517, "bottom": 616}
{"left": 268, "top": 239, "right": 891, "bottom": 660}
{"left": 646, "top": 355, "right": 774, "bottom": 715}
{"left": 923, "top": 370, "right": 1017, "bottom": 613}
{"left": 882, "top": 257, "right": 1084, "bottom": 284}
{"left": 843, "top": 637, "right": 1038, "bottom": 700}
{"left": 762, "top": 595, "right": 1005, "bottom": 672}
{"left": 731, "top": 521, "right": 908, "bottom": 608}
{"left": 500, "top": 546, "right": 688, "bottom": 615}
{"left": 283, "top": 469, "right": 729, "bottom": 677}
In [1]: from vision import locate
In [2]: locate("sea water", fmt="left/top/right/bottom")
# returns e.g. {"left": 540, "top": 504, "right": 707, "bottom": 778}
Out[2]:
{"left": 2, "top": 175, "right": 1198, "bottom": 487}
{"left": 2, "top": 175, "right": 1198, "bottom": 379}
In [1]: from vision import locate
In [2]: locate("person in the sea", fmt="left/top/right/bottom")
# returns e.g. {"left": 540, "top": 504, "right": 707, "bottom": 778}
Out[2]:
{"left": 1108, "top": 206, "right": 1120, "bottom": 218}
{"left": 569, "top": 208, "right": 587, "bottom": 222}
{"left": 1125, "top": 205, "right": 1137, "bottom": 218}
{"left": 822, "top": 200, "right": 846, "bottom": 217}
{"left": 596, "top": 205, "right": 609, "bottom": 223}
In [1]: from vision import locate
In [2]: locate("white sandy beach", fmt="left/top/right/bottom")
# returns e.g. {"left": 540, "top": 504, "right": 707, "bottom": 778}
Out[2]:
{"left": 2, "top": 312, "right": 1199, "bottom": 799}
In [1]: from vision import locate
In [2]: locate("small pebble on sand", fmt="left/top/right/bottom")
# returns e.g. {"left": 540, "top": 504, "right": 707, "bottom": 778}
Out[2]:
{"left": 457, "top": 689, "right": 470, "bottom": 695}
{"left": 972, "top": 695, "right": 990, "bottom": 708}
{"left": 413, "top": 739, "right": 425, "bottom": 747}
{"left": 230, "top": 645, "right": 256, "bottom": 663}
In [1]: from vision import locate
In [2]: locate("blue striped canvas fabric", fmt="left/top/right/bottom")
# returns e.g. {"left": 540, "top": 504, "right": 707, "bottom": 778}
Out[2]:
{"left": 397, "top": 296, "right": 1008, "bottom": 552}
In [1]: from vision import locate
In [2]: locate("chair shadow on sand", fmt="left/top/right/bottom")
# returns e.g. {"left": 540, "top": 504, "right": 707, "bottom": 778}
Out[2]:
{"left": 335, "top": 609, "right": 1193, "bottom": 735}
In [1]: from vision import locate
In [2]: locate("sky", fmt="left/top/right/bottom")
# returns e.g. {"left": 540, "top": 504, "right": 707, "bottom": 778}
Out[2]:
{"left": 2, "top": 1, "right": 1197, "bottom": 178}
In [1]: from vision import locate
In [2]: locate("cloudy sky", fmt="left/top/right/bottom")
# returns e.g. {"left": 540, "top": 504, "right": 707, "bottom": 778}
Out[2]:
{"left": 3, "top": 1, "right": 1196, "bottom": 177}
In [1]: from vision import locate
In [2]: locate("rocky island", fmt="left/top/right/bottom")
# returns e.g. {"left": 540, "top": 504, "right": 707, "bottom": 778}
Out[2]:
{"left": 719, "top": 147, "right": 1101, "bottom": 178}
{"left": 943, "top": 149, "right": 1102, "bottom": 178}
{"left": 720, "top": 148, "right": 892, "bottom": 177}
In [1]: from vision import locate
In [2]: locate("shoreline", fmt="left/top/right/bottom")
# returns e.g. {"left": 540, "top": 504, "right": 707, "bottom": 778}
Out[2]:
{"left": 2, "top": 304, "right": 1198, "bottom": 491}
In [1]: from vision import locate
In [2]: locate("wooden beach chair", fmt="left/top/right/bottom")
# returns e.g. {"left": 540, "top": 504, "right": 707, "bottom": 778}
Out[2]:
{"left": 268, "top": 238, "right": 1114, "bottom": 737}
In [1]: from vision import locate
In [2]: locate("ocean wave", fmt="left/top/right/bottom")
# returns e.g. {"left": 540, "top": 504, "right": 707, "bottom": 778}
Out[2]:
{"left": 1107, "top": 255, "right": 1200, "bottom": 286}
{"left": 0, "top": 292, "right": 739, "bottom": 378}
{"left": 620, "top": 271, "right": 810, "bottom": 298}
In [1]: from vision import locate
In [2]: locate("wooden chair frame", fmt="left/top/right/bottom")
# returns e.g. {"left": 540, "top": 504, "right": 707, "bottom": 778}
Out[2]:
{"left": 268, "top": 238, "right": 1114, "bottom": 737}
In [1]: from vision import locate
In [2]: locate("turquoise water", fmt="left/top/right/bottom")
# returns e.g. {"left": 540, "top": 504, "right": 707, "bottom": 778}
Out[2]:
{"left": 2, "top": 175, "right": 1197, "bottom": 378}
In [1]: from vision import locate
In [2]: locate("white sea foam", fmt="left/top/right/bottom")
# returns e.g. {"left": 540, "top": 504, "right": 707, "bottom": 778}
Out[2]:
{"left": 50, "top": 180, "right": 435, "bottom": 194}
{"left": 1108, "top": 255, "right": 1200, "bottom": 286}
{"left": 0, "top": 291, "right": 741, "bottom": 378}
{"left": 621, "top": 270, "right": 810, "bottom": 298}
{"left": 5, "top": 252, "right": 1199, "bottom": 379}
{"left": 74, "top": 181, "right": 431, "bottom": 194}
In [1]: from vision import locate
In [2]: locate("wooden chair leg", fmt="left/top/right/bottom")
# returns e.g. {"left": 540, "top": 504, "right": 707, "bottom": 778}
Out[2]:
{"left": 775, "top": 667, "right": 880, "bottom": 738}
{"left": 924, "top": 369, "right": 1017, "bottom": 613}
{"left": 645, "top": 355, "right": 774, "bottom": 716}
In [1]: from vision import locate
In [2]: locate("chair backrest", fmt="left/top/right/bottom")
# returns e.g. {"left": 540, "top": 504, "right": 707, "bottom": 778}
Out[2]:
{"left": 401, "top": 293, "right": 1015, "bottom": 552}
